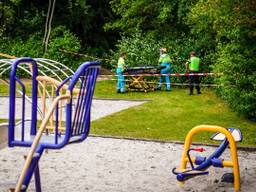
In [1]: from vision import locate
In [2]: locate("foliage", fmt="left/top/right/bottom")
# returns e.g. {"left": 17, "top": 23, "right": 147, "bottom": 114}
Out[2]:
{"left": 0, "top": 26, "right": 82, "bottom": 74}
{"left": 188, "top": 0, "right": 256, "bottom": 118}
{"left": 0, "top": 0, "right": 255, "bottom": 118}
{"left": 0, "top": 34, "right": 42, "bottom": 58}
{"left": 53, "top": 0, "right": 119, "bottom": 51}
{"left": 44, "top": 26, "right": 82, "bottom": 69}
{"left": 110, "top": 29, "right": 213, "bottom": 84}
{"left": 110, "top": 30, "right": 160, "bottom": 67}
{"left": 0, "top": 0, "right": 118, "bottom": 58}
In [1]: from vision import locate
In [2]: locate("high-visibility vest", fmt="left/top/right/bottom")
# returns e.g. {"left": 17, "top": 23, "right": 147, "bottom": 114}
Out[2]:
{"left": 159, "top": 54, "right": 171, "bottom": 65}
{"left": 117, "top": 57, "right": 125, "bottom": 70}
{"left": 189, "top": 56, "right": 200, "bottom": 71}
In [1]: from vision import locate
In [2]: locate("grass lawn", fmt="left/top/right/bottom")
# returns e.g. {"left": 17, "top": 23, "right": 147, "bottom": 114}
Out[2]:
{"left": 92, "top": 80, "right": 256, "bottom": 147}
{"left": 1, "top": 79, "right": 255, "bottom": 147}
{"left": 0, "top": 119, "right": 7, "bottom": 123}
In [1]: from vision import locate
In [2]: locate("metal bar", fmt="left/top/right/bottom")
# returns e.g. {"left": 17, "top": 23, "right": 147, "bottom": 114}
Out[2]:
{"left": 14, "top": 94, "right": 71, "bottom": 192}
{"left": 15, "top": 77, "right": 26, "bottom": 142}
{"left": 34, "top": 164, "right": 42, "bottom": 192}
{"left": 80, "top": 69, "right": 97, "bottom": 135}
{"left": 72, "top": 71, "right": 87, "bottom": 135}
{"left": 36, "top": 58, "right": 75, "bottom": 79}
{"left": 77, "top": 69, "right": 91, "bottom": 135}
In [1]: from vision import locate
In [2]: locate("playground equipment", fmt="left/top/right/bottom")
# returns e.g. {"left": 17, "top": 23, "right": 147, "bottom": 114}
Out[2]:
{"left": 172, "top": 125, "right": 242, "bottom": 192}
{"left": 0, "top": 57, "right": 79, "bottom": 132}
{"left": 7, "top": 57, "right": 100, "bottom": 192}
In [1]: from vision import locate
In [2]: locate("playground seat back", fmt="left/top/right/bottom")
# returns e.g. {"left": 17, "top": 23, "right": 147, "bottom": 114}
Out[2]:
{"left": 66, "top": 61, "right": 100, "bottom": 143}
{"left": 211, "top": 128, "right": 242, "bottom": 142}
{"left": 8, "top": 58, "right": 100, "bottom": 149}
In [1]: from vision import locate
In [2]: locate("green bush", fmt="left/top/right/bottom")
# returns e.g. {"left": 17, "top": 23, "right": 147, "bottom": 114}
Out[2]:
{"left": 0, "top": 33, "right": 43, "bottom": 58}
{"left": 0, "top": 26, "right": 83, "bottom": 76}
{"left": 44, "top": 26, "right": 82, "bottom": 70}
{"left": 215, "top": 44, "right": 256, "bottom": 119}
{"left": 112, "top": 30, "right": 214, "bottom": 85}
{"left": 110, "top": 30, "right": 160, "bottom": 68}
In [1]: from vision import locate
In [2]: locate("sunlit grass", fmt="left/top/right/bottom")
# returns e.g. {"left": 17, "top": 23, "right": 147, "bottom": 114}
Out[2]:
{"left": 92, "top": 80, "right": 256, "bottom": 147}
{"left": 1, "top": 80, "right": 255, "bottom": 146}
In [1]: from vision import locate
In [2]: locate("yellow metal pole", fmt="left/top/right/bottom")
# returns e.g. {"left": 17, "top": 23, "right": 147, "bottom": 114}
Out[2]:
{"left": 179, "top": 125, "right": 240, "bottom": 191}
{"left": 14, "top": 94, "right": 71, "bottom": 192}
{"left": 42, "top": 81, "right": 46, "bottom": 118}
{"left": 49, "top": 85, "right": 54, "bottom": 128}
{"left": 59, "top": 88, "right": 63, "bottom": 129}
{"left": 0, "top": 53, "right": 16, "bottom": 59}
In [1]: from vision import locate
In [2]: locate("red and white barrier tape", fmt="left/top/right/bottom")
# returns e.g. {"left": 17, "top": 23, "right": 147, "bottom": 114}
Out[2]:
{"left": 99, "top": 72, "right": 218, "bottom": 77}
{"left": 109, "top": 79, "right": 221, "bottom": 87}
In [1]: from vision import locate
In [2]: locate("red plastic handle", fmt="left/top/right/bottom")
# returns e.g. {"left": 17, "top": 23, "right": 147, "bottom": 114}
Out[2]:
{"left": 192, "top": 148, "right": 205, "bottom": 152}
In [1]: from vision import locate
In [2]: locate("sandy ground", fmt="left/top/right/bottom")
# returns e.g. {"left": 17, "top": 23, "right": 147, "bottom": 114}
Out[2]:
{"left": 0, "top": 137, "right": 256, "bottom": 192}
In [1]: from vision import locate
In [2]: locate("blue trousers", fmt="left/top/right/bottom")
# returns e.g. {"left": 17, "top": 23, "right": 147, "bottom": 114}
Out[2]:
{"left": 116, "top": 68, "right": 125, "bottom": 92}
{"left": 158, "top": 67, "right": 171, "bottom": 91}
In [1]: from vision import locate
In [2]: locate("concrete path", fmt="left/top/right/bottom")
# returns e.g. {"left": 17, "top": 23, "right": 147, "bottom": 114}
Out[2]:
{"left": 0, "top": 97, "right": 146, "bottom": 121}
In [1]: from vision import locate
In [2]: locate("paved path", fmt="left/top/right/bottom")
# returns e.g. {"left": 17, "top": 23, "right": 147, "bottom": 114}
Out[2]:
{"left": 0, "top": 97, "right": 146, "bottom": 121}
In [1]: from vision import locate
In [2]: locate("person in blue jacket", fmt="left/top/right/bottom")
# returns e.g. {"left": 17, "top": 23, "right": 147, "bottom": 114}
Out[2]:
{"left": 116, "top": 52, "right": 127, "bottom": 93}
{"left": 157, "top": 47, "right": 171, "bottom": 91}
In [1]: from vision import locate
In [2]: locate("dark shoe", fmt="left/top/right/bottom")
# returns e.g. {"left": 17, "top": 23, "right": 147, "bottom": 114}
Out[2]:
{"left": 117, "top": 89, "right": 121, "bottom": 93}
{"left": 189, "top": 93, "right": 194, "bottom": 95}
{"left": 166, "top": 89, "right": 171, "bottom": 92}
{"left": 197, "top": 91, "right": 202, "bottom": 94}
{"left": 156, "top": 87, "right": 161, "bottom": 91}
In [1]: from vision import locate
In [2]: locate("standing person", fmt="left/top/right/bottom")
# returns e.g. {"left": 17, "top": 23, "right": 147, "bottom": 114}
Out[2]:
{"left": 185, "top": 51, "right": 202, "bottom": 95}
{"left": 157, "top": 47, "right": 171, "bottom": 91}
{"left": 116, "top": 52, "right": 127, "bottom": 93}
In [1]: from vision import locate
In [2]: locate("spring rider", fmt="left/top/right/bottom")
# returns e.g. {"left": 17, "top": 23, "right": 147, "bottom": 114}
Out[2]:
{"left": 172, "top": 125, "right": 242, "bottom": 191}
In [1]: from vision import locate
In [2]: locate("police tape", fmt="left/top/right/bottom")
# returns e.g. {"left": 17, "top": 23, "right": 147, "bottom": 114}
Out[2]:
{"left": 98, "top": 72, "right": 219, "bottom": 77}
{"left": 109, "top": 79, "right": 221, "bottom": 87}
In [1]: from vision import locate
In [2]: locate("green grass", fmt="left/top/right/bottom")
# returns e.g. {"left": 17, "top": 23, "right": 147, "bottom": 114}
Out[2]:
{"left": 1, "top": 80, "right": 255, "bottom": 147}
{"left": 0, "top": 79, "right": 33, "bottom": 96}
{"left": 92, "top": 80, "right": 256, "bottom": 147}
{"left": 0, "top": 119, "right": 7, "bottom": 123}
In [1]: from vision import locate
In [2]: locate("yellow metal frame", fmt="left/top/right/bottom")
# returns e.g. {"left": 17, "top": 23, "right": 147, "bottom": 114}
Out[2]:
{"left": 36, "top": 76, "right": 80, "bottom": 133}
{"left": 14, "top": 94, "right": 71, "bottom": 192}
{"left": 0, "top": 53, "right": 16, "bottom": 59}
{"left": 179, "top": 125, "right": 240, "bottom": 191}
{"left": 128, "top": 76, "right": 154, "bottom": 92}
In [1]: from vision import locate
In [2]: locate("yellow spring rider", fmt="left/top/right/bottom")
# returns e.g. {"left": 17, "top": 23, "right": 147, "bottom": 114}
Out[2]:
{"left": 172, "top": 125, "right": 242, "bottom": 192}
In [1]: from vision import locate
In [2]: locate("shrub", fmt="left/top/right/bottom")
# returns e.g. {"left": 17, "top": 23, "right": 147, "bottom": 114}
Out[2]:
{"left": 44, "top": 26, "right": 82, "bottom": 70}
{"left": 215, "top": 44, "right": 256, "bottom": 119}
{"left": 112, "top": 30, "right": 214, "bottom": 85}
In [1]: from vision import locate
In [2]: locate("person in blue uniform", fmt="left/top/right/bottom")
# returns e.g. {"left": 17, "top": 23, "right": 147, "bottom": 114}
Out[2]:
{"left": 116, "top": 52, "right": 127, "bottom": 93}
{"left": 157, "top": 47, "right": 171, "bottom": 91}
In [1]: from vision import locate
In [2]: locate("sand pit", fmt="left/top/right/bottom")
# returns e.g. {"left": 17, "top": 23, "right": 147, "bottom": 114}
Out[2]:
{"left": 1, "top": 97, "right": 256, "bottom": 191}
{"left": 0, "top": 137, "right": 256, "bottom": 192}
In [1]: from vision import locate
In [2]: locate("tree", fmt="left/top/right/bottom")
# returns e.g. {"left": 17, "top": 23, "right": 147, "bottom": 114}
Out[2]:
{"left": 188, "top": 0, "right": 256, "bottom": 119}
